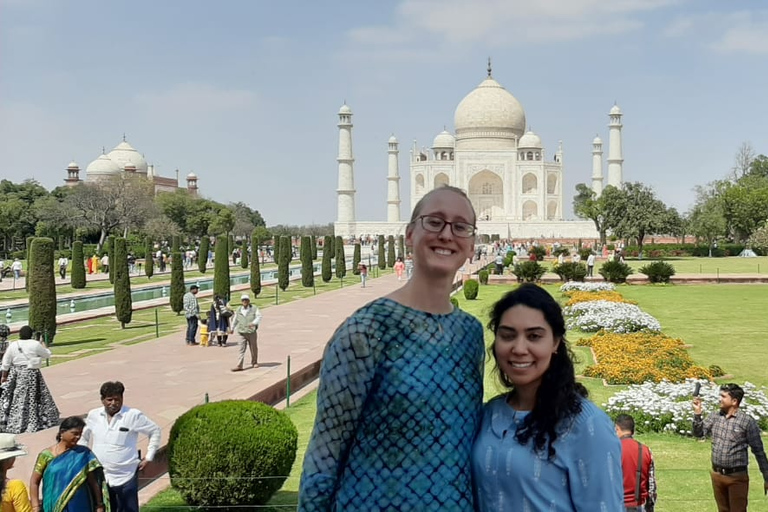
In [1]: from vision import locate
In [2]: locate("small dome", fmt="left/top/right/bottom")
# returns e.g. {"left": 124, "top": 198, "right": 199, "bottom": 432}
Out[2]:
{"left": 610, "top": 104, "right": 622, "bottom": 115}
{"left": 187, "top": 172, "right": 198, "bottom": 179}
{"left": 454, "top": 77, "right": 526, "bottom": 141}
{"left": 338, "top": 104, "right": 352, "bottom": 114}
{"left": 592, "top": 135, "right": 603, "bottom": 144}
{"left": 67, "top": 161, "right": 80, "bottom": 169}
{"left": 518, "top": 130, "right": 542, "bottom": 148}
{"left": 432, "top": 130, "right": 455, "bottom": 148}
{"left": 85, "top": 154, "right": 121, "bottom": 176}
{"left": 107, "top": 140, "right": 148, "bottom": 173}
{"left": 388, "top": 135, "right": 398, "bottom": 144}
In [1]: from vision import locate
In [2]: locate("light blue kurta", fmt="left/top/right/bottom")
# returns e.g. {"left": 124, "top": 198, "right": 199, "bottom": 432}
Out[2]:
{"left": 472, "top": 394, "right": 623, "bottom": 512}
{"left": 299, "top": 297, "right": 485, "bottom": 511}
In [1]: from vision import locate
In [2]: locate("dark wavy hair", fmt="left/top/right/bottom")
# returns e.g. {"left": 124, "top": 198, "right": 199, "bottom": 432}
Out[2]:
{"left": 100, "top": 381, "right": 125, "bottom": 399}
{"left": 56, "top": 416, "right": 86, "bottom": 441}
{"left": 488, "top": 283, "right": 587, "bottom": 459}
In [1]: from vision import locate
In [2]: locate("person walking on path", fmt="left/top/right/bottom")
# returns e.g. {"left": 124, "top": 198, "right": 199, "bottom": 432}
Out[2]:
{"left": 10, "top": 260, "right": 21, "bottom": 281}
{"left": 100, "top": 253, "right": 109, "bottom": 274}
{"left": 229, "top": 294, "right": 261, "bottom": 371}
{"left": 693, "top": 383, "right": 768, "bottom": 512}
{"left": 393, "top": 257, "right": 405, "bottom": 280}
{"left": 615, "top": 414, "right": 657, "bottom": 511}
{"left": 182, "top": 285, "right": 200, "bottom": 346}
{"left": 587, "top": 252, "right": 596, "bottom": 277}
{"left": 80, "top": 381, "right": 161, "bottom": 512}
{"left": 57, "top": 255, "right": 69, "bottom": 280}
{"left": 299, "top": 186, "right": 484, "bottom": 511}
{"left": 358, "top": 264, "right": 368, "bottom": 288}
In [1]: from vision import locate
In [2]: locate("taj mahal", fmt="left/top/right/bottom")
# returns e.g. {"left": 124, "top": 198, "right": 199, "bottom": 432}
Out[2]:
{"left": 334, "top": 63, "right": 624, "bottom": 239}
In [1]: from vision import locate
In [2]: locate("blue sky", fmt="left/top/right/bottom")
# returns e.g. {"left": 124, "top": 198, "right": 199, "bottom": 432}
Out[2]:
{"left": 2, "top": 0, "right": 767, "bottom": 226}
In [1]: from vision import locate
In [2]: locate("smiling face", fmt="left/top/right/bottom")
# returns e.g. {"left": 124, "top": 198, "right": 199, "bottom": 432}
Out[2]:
{"left": 493, "top": 304, "right": 560, "bottom": 394}
{"left": 405, "top": 188, "right": 475, "bottom": 278}
{"left": 60, "top": 427, "right": 83, "bottom": 448}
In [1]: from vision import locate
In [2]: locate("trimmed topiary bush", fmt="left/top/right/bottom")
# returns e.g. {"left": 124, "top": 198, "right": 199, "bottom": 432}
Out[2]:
{"left": 273, "top": 235, "right": 281, "bottom": 263}
{"left": 311, "top": 235, "right": 318, "bottom": 260}
{"left": 378, "top": 235, "right": 386, "bottom": 270}
{"left": 503, "top": 250, "right": 516, "bottom": 268}
{"left": 228, "top": 234, "right": 235, "bottom": 261}
{"left": 321, "top": 235, "right": 332, "bottom": 283}
{"left": 463, "top": 279, "right": 479, "bottom": 300}
{"left": 478, "top": 269, "right": 489, "bottom": 285}
{"left": 145, "top": 237, "right": 154, "bottom": 279}
{"left": 250, "top": 229, "right": 262, "bottom": 297}
{"left": 25, "top": 236, "right": 35, "bottom": 292}
{"left": 599, "top": 260, "right": 634, "bottom": 283}
{"left": 398, "top": 235, "right": 405, "bottom": 259}
{"left": 172, "top": 235, "right": 181, "bottom": 254}
{"left": 278, "top": 236, "right": 291, "bottom": 291}
{"left": 553, "top": 262, "right": 588, "bottom": 282}
{"left": 168, "top": 400, "right": 298, "bottom": 509}
{"left": 352, "top": 243, "right": 361, "bottom": 275}
{"left": 107, "top": 234, "right": 116, "bottom": 285}
{"left": 170, "top": 250, "right": 185, "bottom": 315}
{"left": 450, "top": 296, "right": 460, "bottom": 309}
{"left": 300, "top": 236, "right": 314, "bottom": 287}
{"left": 71, "top": 241, "right": 86, "bottom": 289}
{"left": 198, "top": 237, "right": 209, "bottom": 273}
{"left": 709, "top": 364, "right": 725, "bottom": 377}
{"left": 241, "top": 242, "right": 249, "bottom": 269}
{"left": 529, "top": 245, "right": 546, "bottom": 261}
{"left": 638, "top": 261, "right": 676, "bottom": 284}
{"left": 387, "top": 235, "right": 396, "bottom": 268}
{"left": 28, "top": 238, "right": 56, "bottom": 343}
{"left": 335, "top": 236, "right": 346, "bottom": 279}
{"left": 114, "top": 237, "right": 133, "bottom": 327}
{"left": 214, "top": 236, "right": 230, "bottom": 301}
{"left": 512, "top": 261, "right": 547, "bottom": 283}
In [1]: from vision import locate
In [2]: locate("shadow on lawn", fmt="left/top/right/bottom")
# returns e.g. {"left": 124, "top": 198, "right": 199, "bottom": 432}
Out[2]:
{"left": 52, "top": 337, "right": 107, "bottom": 346}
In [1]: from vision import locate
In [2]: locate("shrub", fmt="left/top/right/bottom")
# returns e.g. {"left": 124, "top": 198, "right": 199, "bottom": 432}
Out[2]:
{"left": 214, "top": 236, "right": 230, "bottom": 301}
{"left": 71, "top": 241, "right": 86, "bottom": 289}
{"left": 352, "top": 243, "right": 361, "bottom": 276}
{"left": 529, "top": 246, "right": 546, "bottom": 261}
{"left": 107, "top": 234, "right": 116, "bottom": 285}
{"left": 638, "top": 260, "right": 676, "bottom": 284}
{"left": 321, "top": 235, "right": 332, "bottom": 283}
{"left": 387, "top": 235, "right": 396, "bottom": 268}
{"left": 564, "top": 300, "right": 661, "bottom": 333}
{"left": 553, "top": 262, "right": 587, "bottom": 282}
{"left": 300, "top": 236, "right": 314, "bottom": 287}
{"left": 28, "top": 238, "right": 57, "bottom": 343}
{"left": 564, "top": 291, "right": 635, "bottom": 306}
{"left": 334, "top": 236, "right": 346, "bottom": 279}
{"left": 503, "top": 250, "right": 516, "bottom": 267}
{"left": 598, "top": 260, "right": 633, "bottom": 283}
{"left": 578, "top": 248, "right": 593, "bottom": 261}
{"left": 512, "top": 261, "right": 546, "bottom": 283}
{"left": 709, "top": 364, "right": 725, "bottom": 377}
{"left": 450, "top": 296, "right": 460, "bottom": 309}
{"left": 378, "top": 235, "right": 386, "bottom": 270}
{"left": 576, "top": 331, "right": 710, "bottom": 384}
{"left": 250, "top": 229, "right": 262, "bottom": 297}
{"left": 145, "top": 237, "right": 154, "bottom": 279}
{"left": 114, "top": 238, "right": 133, "bottom": 327}
{"left": 463, "top": 279, "right": 479, "bottom": 300}
{"left": 170, "top": 250, "right": 185, "bottom": 315}
{"left": 168, "top": 401, "right": 298, "bottom": 508}
{"left": 552, "top": 246, "right": 570, "bottom": 257}
{"left": 198, "top": 237, "right": 209, "bottom": 273}
{"left": 478, "top": 270, "right": 489, "bottom": 285}
{"left": 278, "top": 236, "right": 291, "bottom": 291}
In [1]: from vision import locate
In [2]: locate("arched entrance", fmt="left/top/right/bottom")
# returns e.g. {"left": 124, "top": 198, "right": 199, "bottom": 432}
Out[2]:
{"left": 468, "top": 170, "right": 503, "bottom": 221}
{"left": 434, "top": 173, "right": 449, "bottom": 188}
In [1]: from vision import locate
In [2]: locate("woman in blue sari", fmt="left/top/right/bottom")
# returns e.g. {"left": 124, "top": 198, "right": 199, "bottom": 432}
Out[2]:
{"left": 29, "top": 416, "right": 109, "bottom": 512}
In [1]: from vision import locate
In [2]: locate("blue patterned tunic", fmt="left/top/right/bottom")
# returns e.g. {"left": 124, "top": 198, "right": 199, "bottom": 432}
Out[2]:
{"left": 298, "top": 297, "right": 485, "bottom": 511}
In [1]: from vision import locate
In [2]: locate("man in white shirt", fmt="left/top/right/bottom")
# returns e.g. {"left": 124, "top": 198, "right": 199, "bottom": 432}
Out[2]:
{"left": 10, "top": 259, "right": 22, "bottom": 280}
{"left": 586, "top": 252, "right": 596, "bottom": 277}
{"left": 58, "top": 255, "right": 69, "bottom": 280}
{"left": 81, "top": 381, "right": 161, "bottom": 512}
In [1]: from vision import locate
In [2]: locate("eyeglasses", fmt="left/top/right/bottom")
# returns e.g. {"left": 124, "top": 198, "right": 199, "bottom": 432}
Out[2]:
{"left": 416, "top": 215, "right": 476, "bottom": 238}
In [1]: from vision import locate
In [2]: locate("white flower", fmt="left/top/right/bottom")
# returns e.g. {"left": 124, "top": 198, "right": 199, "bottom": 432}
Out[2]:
{"left": 563, "top": 300, "right": 661, "bottom": 333}
{"left": 560, "top": 281, "right": 616, "bottom": 293}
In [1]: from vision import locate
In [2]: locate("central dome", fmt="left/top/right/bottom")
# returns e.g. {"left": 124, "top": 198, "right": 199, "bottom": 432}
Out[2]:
{"left": 107, "top": 140, "right": 148, "bottom": 174}
{"left": 454, "top": 77, "right": 526, "bottom": 149}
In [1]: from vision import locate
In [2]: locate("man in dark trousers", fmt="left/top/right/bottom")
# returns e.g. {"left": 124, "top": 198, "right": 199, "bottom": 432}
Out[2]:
{"left": 615, "top": 414, "right": 656, "bottom": 511}
{"left": 694, "top": 383, "right": 768, "bottom": 512}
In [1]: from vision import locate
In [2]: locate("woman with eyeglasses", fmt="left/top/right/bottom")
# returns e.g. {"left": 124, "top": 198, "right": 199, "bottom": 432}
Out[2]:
{"left": 299, "top": 186, "right": 484, "bottom": 511}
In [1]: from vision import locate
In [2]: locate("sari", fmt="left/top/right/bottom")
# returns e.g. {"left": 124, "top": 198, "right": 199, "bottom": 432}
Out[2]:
{"left": 35, "top": 445, "right": 110, "bottom": 512}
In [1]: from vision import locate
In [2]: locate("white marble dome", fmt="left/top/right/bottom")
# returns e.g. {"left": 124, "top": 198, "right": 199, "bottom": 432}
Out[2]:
{"left": 339, "top": 104, "right": 352, "bottom": 115}
{"left": 85, "top": 154, "right": 121, "bottom": 177}
{"left": 610, "top": 104, "right": 622, "bottom": 115}
{"left": 454, "top": 77, "right": 526, "bottom": 140}
{"left": 67, "top": 161, "right": 80, "bottom": 169}
{"left": 518, "top": 130, "right": 542, "bottom": 148}
{"left": 107, "top": 141, "right": 148, "bottom": 173}
{"left": 592, "top": 135, "right": 603, "bottom": 145}
{"left": 432, "top": 130, "right": 455, "bottom": 148}
{"left": 187, "top": 172, "right": 197, "bottom": 179}
{"left": 388, "top": 134, "right": 398, "bottom": 144}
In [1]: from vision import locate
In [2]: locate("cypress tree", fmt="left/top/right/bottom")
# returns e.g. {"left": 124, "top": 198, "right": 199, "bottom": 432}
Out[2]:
{"left": 172, "top": 235, "right": 181, "bottom": 254}
{"left": 278, "top": 236, "right": 291, "bottom": 291}
{"left": 273, "top": 235, "right": 281, "bottom": 263}
{"left": 241, "top": 241, "right": 249, "bottom": 269}
{"left": 114, "top": 237, "right": 133, "bottom": 327}
{"left": 28, "top": 238, "right": 57, "bottom": 343}
{"left": 107, "top": 234, "right": 116, "bottom": 284}
{"left": 300, "top": 236, "right": 314, "bottom": 287}
{"left": 387, "top": 235, "right": 396, "bottom": 268}
{"left": 311, "top": 235, "right": 318, "bottom": 260}
{"left": 145, "top": 237, "right": 154, "bottom": 279}
{"left": 327, "top": 235, "right": 335, "bottom": 258}
{"left": 228, "top": 234, "right": 235, "bottom": 262}
{"left": 321, "top": 235, "right": 332, "bottom": 283}
{"left": 198, "top": 237, "right": 209, "bottom": 273}
{"left": 352, "top": 243, "right": 361, "bottom": 275}
{"left": 378, "top": 235, "right": 386, "bottom": 270}
{"left": 25, "top": 236, "right": 34, "bottom": 292}
{"left": 71, "top": 241, "right": 86, "bottom": 289}
{"left": 398, "top": 235, "right": 405, "bottom": 259}
{"left": 170, "top": 249, "right": 185, "bottom": 315}
{"left": 335, "top": 236, "right": 346, "bottom": 279}
{"left": 214, "top": 236, "right": 230, "bottom": 302}
{"left": 250, "top": 229, "right": 262, "bottom": 297}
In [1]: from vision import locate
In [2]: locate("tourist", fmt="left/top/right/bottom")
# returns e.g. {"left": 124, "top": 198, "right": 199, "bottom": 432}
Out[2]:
{"left": 182, "top": 284, "right": 200, "bottom": 346}
{"left": 30, "top": 416, "right": 107, "bottom": 512}
{"left": 404, "top": 254, "right": 414, "bottom": 280}
{"left": 693, "top": 383, "right": 768, "bottom": 512}
{"left": 299, "top": 186, "right": 484, "bottom": 511}
{"left": 81, "top": 381, "right": 162, "bottom": 512}
{"left": 587, "top": 252, "right": 596, "bottom": 277}
{"left": 495, "top": 251, "right": 504, "bottom": 274}
{"left": 229, "top": 294, "right": 261, "bottom": 371}
{"left": 88, "top": 254, "right": 98, "bottom": 274}
{"left": 615, "top": 414, "right": 657, "bottom": 511}
{"left": 358, "top": 263, "right": 367, "bottom": 288}
{"left": 57, "top": 254, "right": 68, "bottom": 280}
{"left": 0, "top": 325, "right": 59, "bottom": 434}
{"left": 0, "top": 433, "right": 32, "bottom": 511}
{"left": 472, "top": 283, "right": 623, "bottom": 511}
{"left": 100, "top": 252, "right": 109, "bottom": 274}
{"left": 10, "top": 260, "right": 22, "bottom": 280}
{"left": 393, "top": 256, "right": 405, "bottom": 280}
{"left": 207, "top": 294, "right": 231, "bottom": 347}
{"left": 127, "top": 253, "right": 136, "bottom": 274}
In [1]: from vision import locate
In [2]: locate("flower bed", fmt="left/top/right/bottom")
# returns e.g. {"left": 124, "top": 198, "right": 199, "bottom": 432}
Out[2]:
{"left": 564, "top": 300, "right": 661, "bottom": 333}
{"left": 577, "top": 331, "right": 710, "bottom": 384}
{"left": 605, "top": 380, "right": 768, "bottom": 435}
{"left": 565, "top": 290, "right": 636, "bottom": 306}
{"left": 560, "top": 281, "right": 615, "bottom": 293}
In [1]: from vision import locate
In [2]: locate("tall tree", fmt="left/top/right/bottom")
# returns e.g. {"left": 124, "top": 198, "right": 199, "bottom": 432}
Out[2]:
{"left": 573, "top": 183, "right": 608, "bottom": 245}
{"left": 145, "top": 237, "right": 154, "bottom": 278}
{"left": 397, "top": 235, "right": 405, "bottom": 258}
{"left": 300, "top": 236, "right": 314, "bottom": 287}
{"left": 377, "top": 235, "right": 386, "bottom": 270}
{"left": 25, "top": 236, "right": 35, "bottom": 292}
{"left": 71, "top": 240, "right": 86, "bottom": 289}
{"left": 198, "top": 237, "right": 210, "bottom": 273}
{"left": 603, "top": 182, "right": 668, "bottom": 258}
{"left": 250, "top": 228, "right": 262, "bottom": 297}
{"left": 335, "top": 236, "right": 346, "bottom": 279}
{"left": 278, "top": 236, "right": 291, "bottom": 291}
{"left": 114, "top": 237, "right": 133, "bottom": 328}
{"left": 732, "top": 141, "right": 756, "bottom": 180}
{"left": 311, "top": 235, "right": 318, "bottom": 260}
{"left": 352, "top": 243, "right": 361, "bottom": 275}
{"left": 28, "top": 238, "right": 57, "bottom": 343}
{"left": 107, "top": 234, "right": 116, "bottom": 284}
{"left": 273, "top": 235, "right": 281, "bottom": 263}
{"left": 241, "top": 241, "right": 249, "bottom": 269}
{"left": 689, "top": 192, "right": 727, "bottom": 256}
{"left": 213, "top": 236, "right": 230, "bottom": 301}
{"left": 387, "top": 235, "right": 396, "bottom": 268}
{"left": 170, "top": 249, "right": 185, "bottom": 315}
{"left": 321, "top": 235, "right": 332, "bottom": 283}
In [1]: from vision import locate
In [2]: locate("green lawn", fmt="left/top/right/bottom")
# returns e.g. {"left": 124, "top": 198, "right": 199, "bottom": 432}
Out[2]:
{"left": 622, "top": 256, "right": 768, "bottom": 275}
{"left": 143, "top": 281, "right": 768, "bottom": 512}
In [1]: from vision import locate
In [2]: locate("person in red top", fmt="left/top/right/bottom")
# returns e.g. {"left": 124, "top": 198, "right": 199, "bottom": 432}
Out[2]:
{"left": 615, "top": 414, "right": 657, "bottom": 511}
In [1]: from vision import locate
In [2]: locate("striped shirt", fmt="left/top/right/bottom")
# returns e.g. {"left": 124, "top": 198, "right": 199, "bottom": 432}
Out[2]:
{"left": 693, "top": 409, "right": 768, "bottom": 479}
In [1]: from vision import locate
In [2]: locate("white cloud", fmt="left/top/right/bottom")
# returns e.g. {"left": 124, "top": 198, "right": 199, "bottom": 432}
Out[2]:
{"left": 711, "top": 11, "right": 768, "bottom": 55}
{"left": 133, "top": 83, "right": 257, "bottom": 117}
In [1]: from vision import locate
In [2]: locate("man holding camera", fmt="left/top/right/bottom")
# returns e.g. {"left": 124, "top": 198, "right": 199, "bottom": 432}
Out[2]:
{"left": 693, "top": 383, "right": 768, "bottom": 512}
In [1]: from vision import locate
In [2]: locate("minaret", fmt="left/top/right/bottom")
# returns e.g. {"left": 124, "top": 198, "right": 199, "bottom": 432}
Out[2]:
{"left": 336, "top": 104, "right": 356, "bottom": 223}
{"left": 64, "top": 161, "right": 81, "bottom": 187}
{"left": 607, "top": 104, "right": 624, "bottom": 188}
{"left": 591, "top": 135, "right": 604, "bottom": 196}
{"left": 387, "top": 135, "right": 401, "bottom": 222}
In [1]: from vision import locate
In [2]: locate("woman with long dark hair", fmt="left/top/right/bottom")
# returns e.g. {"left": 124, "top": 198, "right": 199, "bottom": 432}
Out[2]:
{"left": 472, "top": 283, "right": 622, "bottom": 511}
{"left": 207, "top": 295, "right": 230, "bottom": 347}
